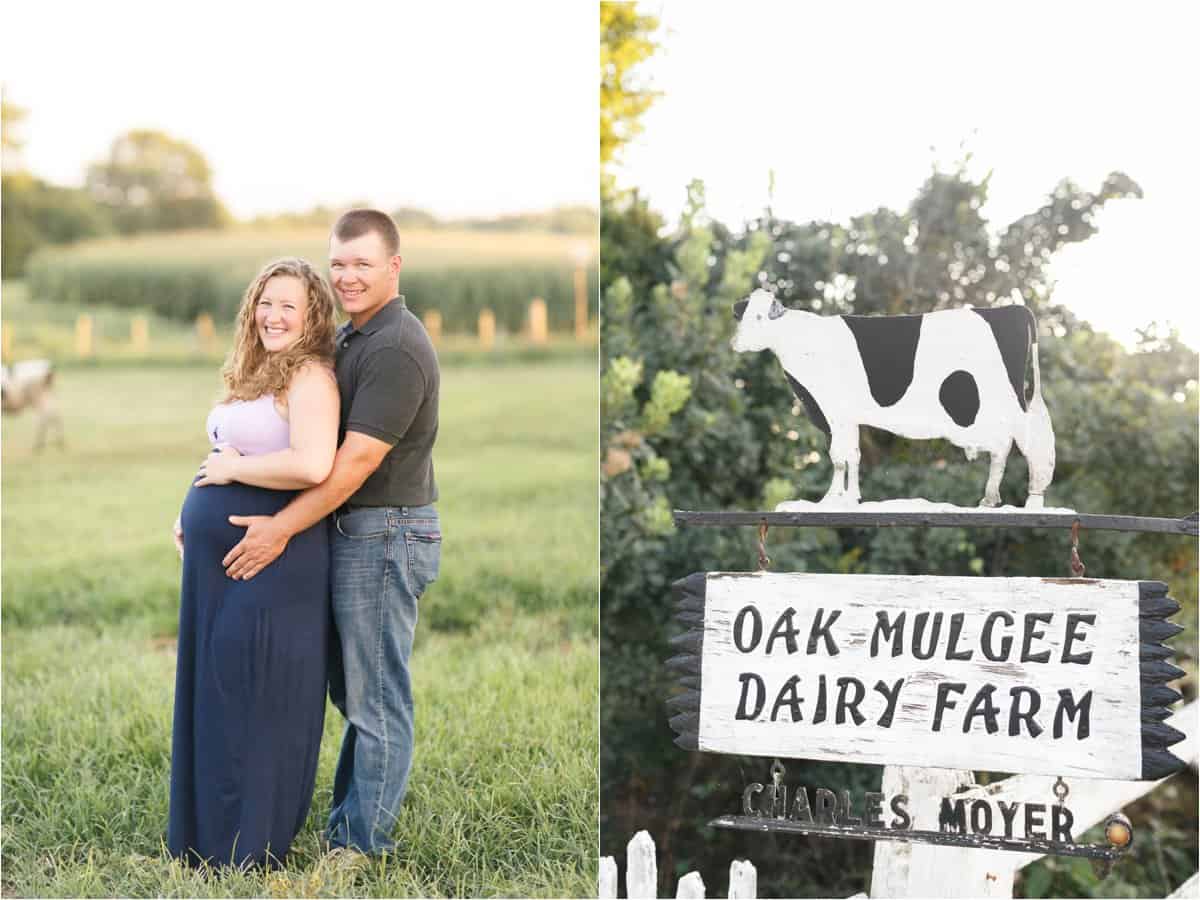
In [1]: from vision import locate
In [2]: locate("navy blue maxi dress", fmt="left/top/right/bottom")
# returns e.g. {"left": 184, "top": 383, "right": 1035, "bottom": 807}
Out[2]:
{"left": 168, "top": 477, "right": 329, "bottom": 869}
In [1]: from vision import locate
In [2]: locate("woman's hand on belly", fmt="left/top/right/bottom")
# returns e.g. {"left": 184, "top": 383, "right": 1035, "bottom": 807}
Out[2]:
{"left": 196, "top": 444, "right": 242, "bottom": 487}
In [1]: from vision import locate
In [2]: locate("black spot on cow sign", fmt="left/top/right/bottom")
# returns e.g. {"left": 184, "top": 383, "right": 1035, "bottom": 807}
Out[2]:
{"left": 939, "top": 370, "right": 980, "bottom": 427}
{"left": 842, "top": 313, "right": 923, "bottom": 408}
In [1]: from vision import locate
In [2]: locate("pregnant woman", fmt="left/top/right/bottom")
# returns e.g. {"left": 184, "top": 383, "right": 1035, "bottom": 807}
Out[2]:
{"left": 169, "top": 257, "right": 339, "bottom": 869}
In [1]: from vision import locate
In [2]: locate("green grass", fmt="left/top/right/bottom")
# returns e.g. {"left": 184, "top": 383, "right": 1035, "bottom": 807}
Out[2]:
{"left": 1, "top": 361, "right": 599, "bottom": 897}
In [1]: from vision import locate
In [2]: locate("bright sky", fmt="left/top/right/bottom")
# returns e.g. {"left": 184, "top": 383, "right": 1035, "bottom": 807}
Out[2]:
{"left": 2, "top": 1, "right": 596, "bottom": 221}
{"left": 618, "top": 2, "right": 1199, "bottom": 350}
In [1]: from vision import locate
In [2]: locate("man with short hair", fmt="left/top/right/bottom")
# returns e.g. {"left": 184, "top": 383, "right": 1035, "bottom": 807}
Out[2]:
{"left": 223, "top": 208, "right": 441, "bottom": 855}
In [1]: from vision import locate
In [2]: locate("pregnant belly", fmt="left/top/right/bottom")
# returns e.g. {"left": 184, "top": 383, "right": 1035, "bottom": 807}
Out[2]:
{"left": 180, "top": 481, "right": 298, "bottom": 557}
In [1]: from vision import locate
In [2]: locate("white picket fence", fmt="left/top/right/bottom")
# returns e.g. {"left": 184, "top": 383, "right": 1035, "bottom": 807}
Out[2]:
{"left": 600, "top": 831, "right": 757, "bottom": 899}
{"left": 603, "top": 700, "right": 1198, "bottom": 898}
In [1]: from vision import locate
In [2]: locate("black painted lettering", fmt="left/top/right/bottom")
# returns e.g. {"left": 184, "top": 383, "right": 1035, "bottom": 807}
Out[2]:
{"left": 998, "top": 801, "right": 1019, "bottom": 839}
{"left": 770, "top": 675, "right": 804, "bottom": 722}
{"left": 1051, "top": 804, "right": 1074, "bottom": 843}
{"left": 971, "top": 800, "right": 993, "bottom": 835}
{"left": 735, "top": 673, "right": 766, "bottom": 720}
{"left": 873, "top": 678, "right": 904, "bottom": 728}
{"left": 945, "top": 612, "right": 974, "bottom": 660}
{"left": 1008, "top": 686, "right": 1044, "bottom": 738}
{"left": 815, "top": 788, "right": 838, "bottom": 824}
{"left": 1021, "top": 612, "right": 1053, "bottom": 663}
{"left": 911, "top": 611, "right": 944, "bottom": 660}
{"left": 765, "top": 607, "right": 801, "bottom": 655}
{"left": 962, "top": 684, "right": 1001, "bottom": 734}
{"left": 890, "top": 794, "right": 911, "bottom": 830}
{"left": 1062, "top": 613, "right": 1095, "bottom": 665}
{"left": 733, "top": 606, "right": 763, "bottom": 653}
{"left": 865, "top": 792, "right": 884, "bottom": 828}
{"left": 840, "top": 790, "right": 862, "bottom": 826}
{"left": 1053, "top": 689, "right": 1092, "bottom": 740}
{"left": 792, "top": 786, "right": 814, "bottom": 823}
{"left": 807, "top": 608, "right": 842, "bottom": 656}
{"left": 1025, "top": 803, "right": 1046, "bottom": 839}
{"left": 742, "top": 783, "right": 763, "bottom": 817}
{"left": 981, "top": 611, "right": 1014, "bottom": 661}
{"left": 812, "top": 674, "right": 828, "bottom": 724}
{"left": 870, "top": 610, "right": 905, "bottom": 657}
{"left": 835, "top": 677, "right": 866, "bottom": 725}
{"left": 933, "top": 683, "right": 966, "bottom": 731}
{"left": 939, "top": 798, "right": 967, "bottom": 833}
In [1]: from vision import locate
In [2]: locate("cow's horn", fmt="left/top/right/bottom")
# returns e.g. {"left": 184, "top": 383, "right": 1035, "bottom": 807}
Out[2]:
{"left": 768, "top": 298, "right": 786, "bottom": 319}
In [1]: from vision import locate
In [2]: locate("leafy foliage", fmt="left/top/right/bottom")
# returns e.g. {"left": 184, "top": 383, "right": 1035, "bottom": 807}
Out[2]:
{"left": 601, "top": 167, "right": 1198, "bottom": 897}
{"left": 1, "top": 173, "right": 111, "bottom": 276}
{"left": 600, "top": 3, "right": 660, "bottom": 169}
{"left": 84, "top": 129, "right": 230, "bottom": 235}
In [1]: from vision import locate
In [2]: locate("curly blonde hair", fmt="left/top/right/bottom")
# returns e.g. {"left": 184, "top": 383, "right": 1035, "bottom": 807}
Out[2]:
{"left": 220, "top": 258, "right": 336, "bottom": 402}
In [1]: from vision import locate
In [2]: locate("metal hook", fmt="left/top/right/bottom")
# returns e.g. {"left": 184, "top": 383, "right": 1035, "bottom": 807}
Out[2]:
{"left": 758, "top": 523, "right": 771, "bottom": 571}
{"left": 1053, "top": 775, "right": 1069, "bottom": 805}
{"left": 1069, "top": 521, "right": 1086, "bottom": 578}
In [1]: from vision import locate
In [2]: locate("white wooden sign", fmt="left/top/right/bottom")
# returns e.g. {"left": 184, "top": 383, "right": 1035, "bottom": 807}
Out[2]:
{"left": 667, "top": 573, "right": 1185, "bottom": 780}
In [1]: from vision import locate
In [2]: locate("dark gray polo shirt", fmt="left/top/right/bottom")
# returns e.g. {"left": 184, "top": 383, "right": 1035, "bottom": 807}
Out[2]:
{"left": 335, "top": 296, "right": 439, "bottom": 506}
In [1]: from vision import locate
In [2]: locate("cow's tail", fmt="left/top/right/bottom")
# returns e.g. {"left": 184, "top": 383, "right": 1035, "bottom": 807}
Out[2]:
{"left": 1018, "top": 307, "right": 1055, "bottom": 508}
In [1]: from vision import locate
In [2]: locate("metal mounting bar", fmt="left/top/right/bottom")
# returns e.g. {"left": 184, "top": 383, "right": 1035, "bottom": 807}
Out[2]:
{"left": 709, "top": 815, "right": 1129, "bottom": 861}
{"left": 673, "top": 510, "right": 1199, "bottom": 536}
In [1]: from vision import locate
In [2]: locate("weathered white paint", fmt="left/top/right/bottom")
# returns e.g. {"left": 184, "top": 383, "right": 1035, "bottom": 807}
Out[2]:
{"left": 730, "top": 290, "right": 1055, "bottom": 508}
{"left": 676, "top": 871, "right": 706, "bottom": 898}
{"left": 728, "top": 860, "right": 757, "bottom": 899}
{"left": 600, "top": 856, "right": 618, "bottom": 899}
{"left": 868, "top": 765, "right": 1014, "bottom": 899}
{"left": 775, "top": 498, "right": 1076, "bottom": 515}
{"left": 699, "top": 573, "right": 1143, "bottom": 778}
{"left": 1167, "top": 871, "right": 1199, "bottom": 898}
{"left": 627, "top": 830, "right": 658, "bottom": 899}
{"left": 951, "top": 698, "right": 1198, "bottom": 877}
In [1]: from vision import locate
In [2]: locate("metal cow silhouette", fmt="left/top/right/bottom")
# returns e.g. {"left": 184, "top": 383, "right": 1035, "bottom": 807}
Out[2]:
{"left": 731, "top": 289, "right": 1056, "bottom": 508}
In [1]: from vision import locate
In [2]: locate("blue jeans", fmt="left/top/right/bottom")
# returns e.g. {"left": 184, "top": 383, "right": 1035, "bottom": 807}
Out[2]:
{"left": 325, "top": 504, "right": 441, "bottom": 854}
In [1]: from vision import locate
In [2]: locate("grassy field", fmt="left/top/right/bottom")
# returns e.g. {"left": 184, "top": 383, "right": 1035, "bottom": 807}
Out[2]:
{"left": 26, "top": 227, "right": 593, "bottom": 269}
{"left": 2, "top": 361, "right": 599, "bottom": 897}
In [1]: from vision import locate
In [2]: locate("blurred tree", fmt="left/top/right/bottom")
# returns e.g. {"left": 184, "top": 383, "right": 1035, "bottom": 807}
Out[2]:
{"left": 2, "top": 89, "right": 29, "bottom": 169}
{"left": 600, "top": 2, "right": 660, "bottom": 173}
{"left": 2, "top": 93, "right": 111, "bottom": 277}
{"left": 85, "top": 130, "right": 229, "bottom": 234}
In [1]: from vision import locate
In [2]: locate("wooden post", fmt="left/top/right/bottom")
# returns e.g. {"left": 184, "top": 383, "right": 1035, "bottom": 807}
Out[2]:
{"left": 131, "top": 315, "right": 149, "bottom": 352}
{"left": 676, "top": 871, "right": 705, "bottom": 898}
{"left": 598, "top": 856, "right": 618, "bottom": 899}
{"left": 195, "top": 313, "right": 215, "bottom": 351}
{"left": 75, "top": 314, "right": 93, "bottom": 357}
{"left": 478, "top": 308, "right": 495, "bottom": 350}
{"left": 626, "top": 830, "right": 657, "bottom": 899}
{"left": 574, "top": 267, "right": 589, "bottom": 341}
{"left": 870, "top": 766, "right": 1013, "bottom": 898}
{"left": 529, "top": 297, "right": 548, "bottom": 345}
{"left": 727, "top": 860, "right": 757, "bottom": 899}
{"left": 423, "top": 309, "right": 442, "bottom": 345}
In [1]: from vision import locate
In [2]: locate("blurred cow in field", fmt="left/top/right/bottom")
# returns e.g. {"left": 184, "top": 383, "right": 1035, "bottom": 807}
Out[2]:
{"left": 2, "top": 359, "right": 65, "bottom": 451}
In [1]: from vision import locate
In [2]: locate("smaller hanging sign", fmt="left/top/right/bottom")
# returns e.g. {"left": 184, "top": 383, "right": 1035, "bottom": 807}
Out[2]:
{"left": 708, "top": 761, "right": 1134, "bottom": 862}
{"left": 666, "top": 572, "right": 1186, "bottom": 780}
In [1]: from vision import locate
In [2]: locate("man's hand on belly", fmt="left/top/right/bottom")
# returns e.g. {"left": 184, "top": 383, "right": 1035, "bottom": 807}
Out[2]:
{"left": 224, "top": 515, "right": 289, "bottom": 580}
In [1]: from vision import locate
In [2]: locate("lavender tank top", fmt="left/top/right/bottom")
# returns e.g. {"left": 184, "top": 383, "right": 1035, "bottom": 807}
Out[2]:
{"left": 205, "top": 394, "right": 290, "bottom": 456}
